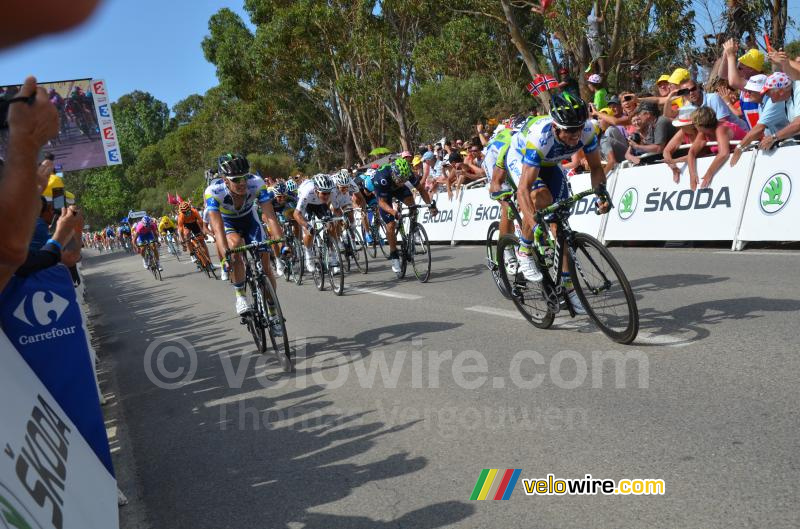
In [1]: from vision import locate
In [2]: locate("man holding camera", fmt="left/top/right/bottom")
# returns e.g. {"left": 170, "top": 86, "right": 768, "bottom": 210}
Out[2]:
{"left": 624, "top": 102, "right": 678, "bottom": 165}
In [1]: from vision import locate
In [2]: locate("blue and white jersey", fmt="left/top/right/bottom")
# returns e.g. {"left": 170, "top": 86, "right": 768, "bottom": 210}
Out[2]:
{"left": 204, "top": 175, "right": 273, "bottom": 218}
{"left": 516, "top": 117, "right": 598, "bottom": 168}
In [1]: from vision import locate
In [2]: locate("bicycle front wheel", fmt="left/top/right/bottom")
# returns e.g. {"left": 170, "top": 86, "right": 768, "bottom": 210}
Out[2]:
{"left": 350, "top": 228, "right": 368, "bottom": 274}
{"left": 410, "top": 224, "right": 431, "bottom": 283}
{"left": 247, "top": 277, "right": 267, "bottom": 352}
{"left": 260, "top": 277, "right": 293, "bottom": 372}
{"left": 293, "top": 239, "right": 304, "bottom": 285}
{"left": 312, "top": 237, "right": 325, "bottom": 291}
{"left": 486, "top": 221, "right": 511, "bottom": 299}
{"left": 377, "top": 221, "right": 390, "bottom": 259}
{"left": 326, "top": 236, "right": 345, "bottom": 296}
{"left": 568, "top": 233, "right": 639, "bottom": 344}
{"left": 497, "top": 234, "right": 554, "bottom": 329}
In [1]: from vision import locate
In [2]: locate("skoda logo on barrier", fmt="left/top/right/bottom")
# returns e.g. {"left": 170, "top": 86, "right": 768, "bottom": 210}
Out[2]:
{"left": 461, "top": 203, "right": 473, "bottom": 226}
{"left": 0, "top": 482, "right": 43, "bottom": 529}
{"left": 759, "top": 173, "right": 792, "bottom": 215}
{"left": 617, "top": 187, "right": 638, "bottom": 220}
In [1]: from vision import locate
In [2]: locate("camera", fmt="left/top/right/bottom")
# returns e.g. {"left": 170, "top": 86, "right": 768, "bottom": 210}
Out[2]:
{"left": 676, "top": 88, "right": 690, "bottom": 97}
{"left": 629, "top": 132, "right": 642, "bottom": 144}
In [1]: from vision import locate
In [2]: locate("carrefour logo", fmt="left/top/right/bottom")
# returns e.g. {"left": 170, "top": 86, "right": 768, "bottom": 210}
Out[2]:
{"left": 461, "top": 203, "right": 473, "bottom": 226}
{"left": 759, "top": 173, "right": 791, "bottom": 215}
{"left": 617, "top": 188, "right": 638, "bottom": 220}
{"left": 13, "top": 291, "right": 69, "bottom": 327}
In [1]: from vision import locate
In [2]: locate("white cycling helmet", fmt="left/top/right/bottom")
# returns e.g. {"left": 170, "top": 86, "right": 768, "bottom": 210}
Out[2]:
{"left": 313, "top": 173, "right": 335, "bottom": 192}
{"left": 332, "top": 169, "right": 351, "bottom": 187}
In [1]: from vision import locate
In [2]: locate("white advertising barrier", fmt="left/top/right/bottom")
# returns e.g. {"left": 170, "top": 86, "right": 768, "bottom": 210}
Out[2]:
{"left": 563, "top": 171, "right": 613, "bottom": 240}
{"left": 604, "top": 149, "right": 756, "bottom": 241}
{"left": 416, "top": 192, "right": 458, "bottom": 242}
{"left": 451, "top": 187, "right": 507, "bottom": 242}
{"left": 736, "top": 145, "right": 800, "bottom": 244}
{"left": 0, "top": 333, "right": 118, "bottom": 529}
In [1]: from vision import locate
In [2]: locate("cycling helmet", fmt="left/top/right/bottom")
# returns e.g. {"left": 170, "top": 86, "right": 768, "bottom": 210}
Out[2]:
{"left": 121, "top": 217, "right": 129, "bottom": 223}
{"left": 313, "top": 173, "right": 335, "bottom": 192}
{"left": 285, "top": 180, "right": 297, "bottom": 193}
{"left": 273, "top": 182, "right": 287, "bottom": 196}
{"left": 179, "top": 201, "right": 191, "bottom": 214}
{"left": 332, "top": 169, "right": 351, "bottom": 187}
{"left": 550, "top": 94, "right": 589, "bottom": 129}
{"left": 391, "top": 158, "right": 412, "bottom": 185}
{"left": 142, "top": 215, "right": 151, "bottom": 225}
{"left": 511, "top": 115, "right": 529, "bottom": 132}
{"left": 218, "top": 154, "right": 250, "bottom": 177}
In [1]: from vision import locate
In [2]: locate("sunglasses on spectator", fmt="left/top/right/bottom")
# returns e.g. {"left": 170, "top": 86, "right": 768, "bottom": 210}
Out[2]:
{"left": 470, "top": 148, "right": 480, "bottom": 153}
{"left": 622, "top": 95, "right": 635, "bottom": 102}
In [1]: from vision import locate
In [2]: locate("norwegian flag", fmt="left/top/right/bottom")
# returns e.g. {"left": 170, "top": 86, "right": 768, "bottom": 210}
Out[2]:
{"left": 526, "top": 74, "right": 559, "bottom": 96}
{"left": 167, "top": 193, "right": 179, "bottom": 205}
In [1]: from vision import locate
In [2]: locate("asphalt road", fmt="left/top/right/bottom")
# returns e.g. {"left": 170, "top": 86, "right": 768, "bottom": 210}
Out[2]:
{"left": 84, "top": 243, "right": 800, "bottom": 529}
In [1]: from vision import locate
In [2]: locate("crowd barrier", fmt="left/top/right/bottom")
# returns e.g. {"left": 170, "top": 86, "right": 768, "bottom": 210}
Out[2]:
{"left": 1, "top": 330, "right": 118, "bottom": 529}
{"left": 416, "top": 143, "right": 800, "bottom": 250}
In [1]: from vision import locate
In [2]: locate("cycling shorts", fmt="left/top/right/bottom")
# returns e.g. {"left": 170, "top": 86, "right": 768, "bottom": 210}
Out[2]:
{"left": 304, "top": 203, "right": 330, "bottom": 222}
{"left": 182, "top": 222, "right": 203, "bottom": 237}
{"left": 529, "top": 165, "right": 570, "bottom": 203}
{"left": 378, "top": 185, "right": 414, "bottom": 224}
{"left": 136, "top": 233, "right": 156, "bottom": 245}
{"left": 222, "top": 210, "right": 267, "bottom": 249}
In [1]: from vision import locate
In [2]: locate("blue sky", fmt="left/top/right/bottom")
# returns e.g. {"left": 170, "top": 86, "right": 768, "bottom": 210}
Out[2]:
{"left": 0, "top": 0, "right": 251, "bottom": 109}
{"left": 0, "top": 0, "right": 797, "bottom": 112}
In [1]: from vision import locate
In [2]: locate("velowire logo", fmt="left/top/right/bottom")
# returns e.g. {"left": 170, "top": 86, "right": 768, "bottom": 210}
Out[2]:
{"left": 759, "top": 173, "right": 792, "bottom": 215}
{"left": 461, "top": 203, "right": 473, "bottom": 226}
{"left": 617, "top": 188, "right": 638, "bottom": 220}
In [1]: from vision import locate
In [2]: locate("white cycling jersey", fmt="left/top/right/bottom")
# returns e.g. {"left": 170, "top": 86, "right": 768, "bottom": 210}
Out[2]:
{"left": 296, "top": 179, "right": 351, "bottom": 214}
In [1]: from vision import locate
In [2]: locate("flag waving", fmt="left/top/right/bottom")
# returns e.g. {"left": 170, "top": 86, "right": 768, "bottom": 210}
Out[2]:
{"left": 526, "top": 74, "right": 559, "bottom": 96}
{"left": 167, "top": 193, "right": 179, "bottom": 205}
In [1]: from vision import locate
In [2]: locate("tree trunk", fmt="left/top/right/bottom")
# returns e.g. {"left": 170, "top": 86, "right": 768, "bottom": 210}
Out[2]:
{"left": 771, "top": 0, "right": 787, "bottom": 48}
{"left": 499, "top": 0, "right": 550, "bottom": 110}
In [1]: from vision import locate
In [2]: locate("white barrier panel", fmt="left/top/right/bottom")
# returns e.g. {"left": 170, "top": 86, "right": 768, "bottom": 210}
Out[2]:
{"left": 451, "top": 188, "right": 505, "bottom": 242}
{"left": 0, "top": 332, "right": 119, "bottom": 529}
{"left": 736, "top": 145, "right": 800, "bottom": 243}
{"left": 604, "top": 150, "right": 756, "bottom": 241}
{"left": 416, "top": 192, "right": 458, "bottom": 242}
{"left": 564, "top": 172, "right": 609, "bottom": 240}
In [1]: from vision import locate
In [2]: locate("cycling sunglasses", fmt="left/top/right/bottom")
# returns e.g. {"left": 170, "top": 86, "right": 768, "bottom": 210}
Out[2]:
{"left": 226, "top": 174, "right": 248, "bottom": 183}
{"left": 560, "top": 125, "right": 583, "bottom": 134}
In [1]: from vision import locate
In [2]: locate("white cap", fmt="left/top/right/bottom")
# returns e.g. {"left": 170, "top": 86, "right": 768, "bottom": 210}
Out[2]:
{"left": 743, "top": 74, "right": 768, "bottom": 93}
{"left": 672, "top": 105, "right": 697, "bottom": 128}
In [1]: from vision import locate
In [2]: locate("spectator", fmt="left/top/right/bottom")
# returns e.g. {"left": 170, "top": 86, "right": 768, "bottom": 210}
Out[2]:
{"left": 597, "top": 109, "right": 628, "bottom": 174}
{"left": 664, "top": 106, "right": 699, "bottom": 183}
{"left": 558, "top": 66, "right": 580, "bottom": 100}
{"left": 15, "top": 205, "right": 83, "bottom": 277}
{"left": 730, "top": 74, "right": 787, "bottom": 166}
{"left": 687, "top": 106, "right": 744, "bottom": 189}
{"left": 587, "top": 74, "right": 608, "bottom": 110}
{"left": 656, "top": 74, "right": 671, "bottom": 98}
{"left": 594, "top": 92, "right": 637, "bottom": 129}
{"left": 624, "top": 102, "right": 678, "bottom": 164}
{"left": 458, "top": 144, "right": 485, "bottom": 187}
{"left": 660, "top": 67, "right": 691, "bottom": 115}
{"left": 672, "top": 79, "right": 746, "bottom": 138}
{"left": 0, "top": 77, "right": 60, "bottom": 291}
{"left": 720, "top": 40, "right": 766, "bottom": 129}
{"left": 757, "top": 71, "right": 800, "bottom": 151}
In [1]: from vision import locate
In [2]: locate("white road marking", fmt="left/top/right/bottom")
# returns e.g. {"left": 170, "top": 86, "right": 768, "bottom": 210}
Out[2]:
{"left": 346, "top": 285, "right": 423, "bottom": 300}
{"left": 464, "top": 305, "right": 524, "bottom": 320}
{"left": 714, "top": 251, "right": 799, "bottom": 256}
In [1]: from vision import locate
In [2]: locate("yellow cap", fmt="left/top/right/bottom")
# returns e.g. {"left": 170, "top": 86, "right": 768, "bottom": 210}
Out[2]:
{"left": 598, "top": 107, "right": 614, "bottom": 116}
{"left": 65, "top": 190, "right": 75, "bottom": 204}
{"left": 738, "top": 49, "right": 765, "bottom": 72}
{"left": 412, "top": 155, "right": 422, "bottom": 166}
{"left": 657, "top": 74, "right": 671, "bottom": 84}
{"left": 42, "top": 174, "right": 65, "bottom": 198}
{"left": 668, "top": 68, "right": 690, "bottom": 85}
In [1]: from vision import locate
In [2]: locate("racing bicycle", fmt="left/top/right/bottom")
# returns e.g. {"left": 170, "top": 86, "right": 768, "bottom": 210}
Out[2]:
{"left": 394, "top": 203, "right": 432, "bottom": 282}
{"left": 227, "top": 239, "right": 293, "bottom": 372}
{"left": 141, "top": 241, "right": 162, "bottom": 281}
{"left": 496, "top": 185, "right": 639, "bottom": 345}
{"left": 310, "top": 216, "right": 345, "bottom": 295}
{"left": 164, "top": 231, "right": 181, "bottom": 260}
{"left": 187, "top": 234, "right": 217, "bottom": 279}
{"left": 339, "top": 207, "right": 369, "bottom": 274}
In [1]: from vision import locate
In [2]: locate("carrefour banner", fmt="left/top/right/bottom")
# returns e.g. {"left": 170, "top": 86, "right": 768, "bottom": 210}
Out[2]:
{"left": 604, "top": 150, "right": 756, "bottom": 241}
{"left": 737, "top": 146, "right": 799, "bottom": 242}
{"left": 0, "top": 266, "right": 113, "bottom": 476}
{"left": 0, "top": 77, "right": 122, "bottom": 171}
{"left": 0, "top": 332, "right": 118, "bottom": 529}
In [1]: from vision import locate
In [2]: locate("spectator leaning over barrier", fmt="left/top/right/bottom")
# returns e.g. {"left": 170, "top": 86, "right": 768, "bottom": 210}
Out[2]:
{"left": 687, "top": 106, "right": 745, "bottom": 190}
{"left": 757, "top": 70, "right": 800, "bottom": 151}
{"left": 0, "top": 77, "right": 60, "bottom": 292}
{"left": 597, "top": 109, "right": 628, "bottom": 174}
{"left": 664, "top": 106, "right": 699, "bottom": 183}
{"left": 673, "top": 79, "right": 747, "bottom": 139}
{"left": 624, "top": 102, "right": 678, "bottom": 164}
{"left": 719, "top": 39, "right": 766, "bottom": 129}
{"left": 730, "top": 74, "right": 787, "bottom": 166}
{"left": 587, "top": 74, "right": 608, "bottom": 110}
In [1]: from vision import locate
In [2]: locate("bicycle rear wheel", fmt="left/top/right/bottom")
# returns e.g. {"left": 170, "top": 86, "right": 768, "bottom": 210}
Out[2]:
{"left": 260, "top": 277, "right": 293, "bottom": 372}
{"left": 568, "top": 233, "right": 639, "bottom": 344}
{"left": 326, "top": 236, "right": 345, "bottom": 296}
{"left": 341, "top": 233, "right": 352, "bottom": 274}
{"left": 349, "top": 228, "right": 368, "bottom": 274}
{"left": 293, "top": 239, "right": 305, "bottom": 285}
{"left": 312, "top": 237, "right": 325, "bottom": 291}
{"left": 410, "top": 224, "right": 431, "bottom": 283}
{"left": 497, "top": 235, "right": 554, "bottom": 329}
{"left": 486, "top": 221, "right": 511, "bottom": 299}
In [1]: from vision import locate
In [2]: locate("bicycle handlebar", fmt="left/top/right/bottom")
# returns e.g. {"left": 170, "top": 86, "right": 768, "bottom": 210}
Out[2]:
{"left": 534, "top": 185, "right": 613, "bottom": 223}
{"left": 226, "top": 238, "right": 285, "bottom": 256}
